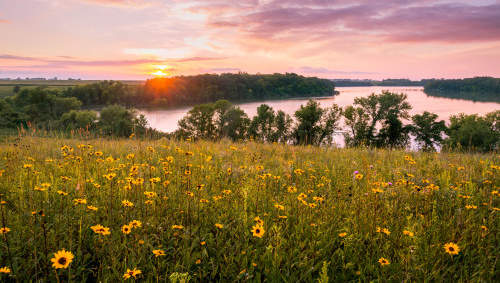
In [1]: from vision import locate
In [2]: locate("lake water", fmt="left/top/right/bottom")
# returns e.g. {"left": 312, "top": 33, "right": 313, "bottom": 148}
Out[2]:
{"left": 140, "top": 86, "right": 499, "bottom": 133}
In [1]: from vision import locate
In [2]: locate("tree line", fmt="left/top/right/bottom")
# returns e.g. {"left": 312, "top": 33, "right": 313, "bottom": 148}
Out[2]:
{"left": 59, "top": 73, "right": 336, "bottom": 108}
{"left": 0, "top": 87, "right": 154, "bottom": 138}
{"left": 424, "top": 77, "right": 500, "bottom": 103}
{"left": 175, "top": 91, "right": 499, "bottom": 152}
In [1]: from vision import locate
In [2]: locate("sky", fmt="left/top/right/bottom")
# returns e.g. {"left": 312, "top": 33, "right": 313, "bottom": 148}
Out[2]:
{"left": 0, "top": 0, "right": 499, "bottom": 80}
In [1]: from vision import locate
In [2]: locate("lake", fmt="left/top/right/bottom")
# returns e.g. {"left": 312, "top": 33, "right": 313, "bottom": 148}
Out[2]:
{"left": 140, "top": 86, "right": 499, "bottom": 133}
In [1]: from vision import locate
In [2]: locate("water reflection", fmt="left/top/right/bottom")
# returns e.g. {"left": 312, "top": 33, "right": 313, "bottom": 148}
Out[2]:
{"left": 140, "top": 86, "right": 499, "bottom": 133}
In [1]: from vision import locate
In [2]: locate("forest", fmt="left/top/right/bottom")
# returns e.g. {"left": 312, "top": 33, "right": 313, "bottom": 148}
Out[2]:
{"left": 61, "top": 73, "right": 336, "bottom": 108}
{"left": 423, "top": 77, "right": 500, "bottom": 102}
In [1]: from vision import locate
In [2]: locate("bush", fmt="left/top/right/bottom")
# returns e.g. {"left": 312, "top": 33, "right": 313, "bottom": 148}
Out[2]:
{"left": 98, "top": 105, "right": 147, "bottom": 137}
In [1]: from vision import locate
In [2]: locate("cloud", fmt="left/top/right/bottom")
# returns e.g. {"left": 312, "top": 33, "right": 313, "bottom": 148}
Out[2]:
{"left": 206, "top": 67, "right": 241, "bottom": 73}
{"left": 0, "top": 54, "right": 226, "bottom": 69}
{"left": 296, "top": 66, "right": 377, "bottom": 76}
{"left": 201, "top": 0, "right": 500, "bottom": 43}
{"left": 0, "top": 19, "right": 8, "bottom": 23}
{"left": 78, "top": 0, "right": 155, "bottom": 8}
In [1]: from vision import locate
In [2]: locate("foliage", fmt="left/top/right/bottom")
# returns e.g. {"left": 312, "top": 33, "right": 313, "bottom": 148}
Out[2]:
{"left": 58, "top": 110, "right": 98, "bottom": 131}
{"left": 424, "top": 77, "right": 500, "bottom": 103}
{"left": 176, "top": 100, "right": 249, "bottom": 141}
{"left": 0, "top": 137, "right": 497, "bottom": 281}
{"left": 248, "top": 104, "right": 293, "bottom": 143}
{"left": 13, "top": 87, "right": 82, "bottom": 124}
{"left": 98, "top": 105, "right": 148, "bottom": 137}
{"left": 445, "top": 111, "right": 500, "bottom": 152}
{"left": 410, "top": 112, "right": 447, "bottom": 151}
{"left": 343, "top": 91, "right": 412, "bottom": 148}
{"left": 292, "top": 100, "right": 342, "bottom": 145}
{"left": 140, "top": 73, "right": 336, "bottom": 107}
{"left": 0, "top": 99, "right": 27, "bottom": 128}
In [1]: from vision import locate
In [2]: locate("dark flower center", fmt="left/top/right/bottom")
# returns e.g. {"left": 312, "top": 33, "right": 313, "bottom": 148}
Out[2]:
{"left": 256, "top": 229, "right": 260, "bottom": 233}
{"left": 58, "top": 257, "right": 67, "bottom": 265}
{"left": 449, "top": 247, "right": 454, "bottom": 251}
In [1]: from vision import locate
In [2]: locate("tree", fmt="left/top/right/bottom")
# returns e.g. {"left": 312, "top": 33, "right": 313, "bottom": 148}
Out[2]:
{"left": 271, "top": 110, "right": 293, "bottom": 143}
{"left": 409, "top": 111, "right": 447, "bottom": 151}
{"left": 445, "top": 111, "right": 499, "bottom": 152}
{"left": 176, "top": 103, "right": 215, "bottom": 140}
{"left": 0, "top": 98, "right": 26, "bottom": 128}
{"left": 219, "top": 106, "right": 250, "bottom": 141}
{"left": 248, "top": 104, "right": 293, "bottom": 143}
{"left": 343, "top": 91, "right": 412, "bottom": 148}
{"left": 13, "top": 85, "right": 21, "bottom": 94}
{"left": 292, "top": 100, "right": 342, "bottom": 145}
{"left": 98, "top": 105, "right": 146, "bottom": 137}
{"left": 59, "top": 110, "right": 98, "bottom": 130}
{"left": 248, "top": 104, "right": 277, "bottom": 142}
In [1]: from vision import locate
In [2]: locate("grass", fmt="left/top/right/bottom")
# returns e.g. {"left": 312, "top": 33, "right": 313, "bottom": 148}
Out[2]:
{"left": 0, "top": 135, "right": 498, "bottom": 281}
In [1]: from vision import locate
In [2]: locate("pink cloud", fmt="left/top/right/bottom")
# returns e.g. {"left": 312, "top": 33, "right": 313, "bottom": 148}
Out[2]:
{"left": 202, "top": 0, "right": 500, "bottom": 43}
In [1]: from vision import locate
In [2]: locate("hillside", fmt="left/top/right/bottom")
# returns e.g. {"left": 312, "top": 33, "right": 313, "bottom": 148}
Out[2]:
{"left": 0, "top": 136, "right": 497, "bottom": 281}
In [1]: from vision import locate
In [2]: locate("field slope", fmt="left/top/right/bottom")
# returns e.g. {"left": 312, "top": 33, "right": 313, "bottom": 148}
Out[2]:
{"left": 0, "top": 137, "right": 498, "bottom": 281}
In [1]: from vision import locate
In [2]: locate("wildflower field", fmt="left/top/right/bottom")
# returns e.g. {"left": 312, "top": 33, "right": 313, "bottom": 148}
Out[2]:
{"left": 0, "top": 136, "right": 498, "bottom": 281}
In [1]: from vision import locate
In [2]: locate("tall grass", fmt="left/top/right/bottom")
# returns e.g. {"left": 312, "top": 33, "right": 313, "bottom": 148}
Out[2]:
{"left": 0, "top": 136, "right": 498, "bottom": 281}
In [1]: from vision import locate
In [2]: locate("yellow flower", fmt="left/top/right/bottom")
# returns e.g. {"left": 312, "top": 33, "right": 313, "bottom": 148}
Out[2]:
{"left": 129, "top": 220, "right": 142, "bottom": 228}
{"left": 465, "top": 205, "right": 477, "bottom": 210}
{"left": 50, "top": 249, "right": 74, "bottom": 269}
{"left": 0, "top": 227, "right": 11, "bottom": 234}
{"left": 87, "top": 205, "right": 98, "bottom": 211}
{"left": 144, "top": 191, "right": 157, "bottom": 198}
{"left": 153, "top": 249, "right": 166, "bottom": 257}
{"left": 123, "top": 268, "right": 142, "bottom": 280}
{"left": 444, "top": 242, "right": 460, "bottom": 255}
{"left": 90, "top": 224, "right": 111, "bottom": 236}
{"left": 338, "top": 232, "right": 347, "bottom": 237}
{"left": 274, "top": 203, "right": 285, "bottom": 210}
{"left": 200, "top": 241, "right": 206, "bottom": 245}
{"left": 251, "top": 224, "right": 265, "bottom": 238}
{"left": 378, "top": 257, "right": 390, "bottom": 266}
{"left": 172, "top": 225, "right": 184, "bottom": 230}
{"left": 73, "top": 198, "right": 87, "bottom": 205}
{"left": 122, "top": 225, "right": 132, "bottom": 235}
{"left": 0, "top": 266, "right": 11, "bottom": 274}
{"left": 254, "top": 216, "right": 264, "bottom": 225}
{"left": 57, "top": 190, "right": 68, "bottom": 196}
{"left": 215, "top": 223, "right": 224, "bottom": 229}
{"left": 355, "top": 173, "right": 363, "bottom": 180}
{"left": 122, "top": 200, "right": 134, "bottom": 207}
{"left": 403, "top": 230, "right": 414, "bottom": 237}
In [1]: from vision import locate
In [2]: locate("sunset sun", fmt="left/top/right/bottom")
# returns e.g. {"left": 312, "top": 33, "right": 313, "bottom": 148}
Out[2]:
{"left": 150, "top": 65, "right": 172, "bottom": 77}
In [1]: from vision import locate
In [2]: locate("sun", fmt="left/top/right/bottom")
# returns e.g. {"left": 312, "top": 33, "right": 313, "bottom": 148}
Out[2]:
{"left": 151, "top": 70, "right": 168, "bottom": 77}
{"left": 149, "top": 64, "right": 172, "bottom": 77}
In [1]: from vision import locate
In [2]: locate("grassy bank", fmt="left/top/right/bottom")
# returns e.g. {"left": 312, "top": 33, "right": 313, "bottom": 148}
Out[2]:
{"left": 0, "top": 137, "right": 498, "bottom": 281}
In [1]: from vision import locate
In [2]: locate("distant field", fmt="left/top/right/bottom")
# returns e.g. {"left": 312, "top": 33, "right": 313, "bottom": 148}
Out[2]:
{"left": 0, "top": 80, "right": 143, "bottom": 98}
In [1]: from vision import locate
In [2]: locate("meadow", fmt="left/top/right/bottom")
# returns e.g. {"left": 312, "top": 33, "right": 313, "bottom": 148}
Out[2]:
{"left": 0, "top": 135, "right": 498, "bottom": 281}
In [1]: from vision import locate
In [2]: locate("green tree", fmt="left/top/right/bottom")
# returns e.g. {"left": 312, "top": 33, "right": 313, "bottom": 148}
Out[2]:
{"left": 446, "top": 111, "right": 499, "bottom": 152}
{"left": 292, "top": 100, "right": 342, "bottom": 145}
{"left": 0, "top": 98, "right": 26, "bottom": 128}
{"left": 59, "top": 110, "right": 98, "bottom": 130}
{"left": 98, "top": 105, "right": 146, "bottom": 137}
{"left": 343, "top": 91, "right": 412, "bottom": 148}
{"left": 410, "top": 111, "right": 447, "bottom": 151}
{"left": 176, "top": 103, "right": 216, "bottom": 140}
{"left": 219, "top": 106, "right": 250, "bottom": 141}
